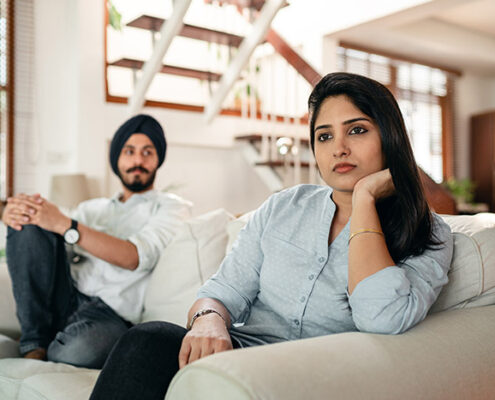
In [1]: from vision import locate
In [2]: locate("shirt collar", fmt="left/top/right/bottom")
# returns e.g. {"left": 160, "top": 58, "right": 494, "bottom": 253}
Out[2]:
{"left": 111, "top": 189, "right": 157, "bottom": 204}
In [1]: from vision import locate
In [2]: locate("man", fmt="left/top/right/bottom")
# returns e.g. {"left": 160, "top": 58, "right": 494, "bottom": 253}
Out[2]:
{"left": 2, "top": 114, "right": 190, "bottom": 368}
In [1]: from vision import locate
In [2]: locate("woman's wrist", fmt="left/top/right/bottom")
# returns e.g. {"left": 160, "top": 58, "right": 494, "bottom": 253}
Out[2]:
{"left": 188, "top": 308, "right": 228, "bottom": 330}
{"left": 352, "top": 188, "right": 376, "bottom": 208}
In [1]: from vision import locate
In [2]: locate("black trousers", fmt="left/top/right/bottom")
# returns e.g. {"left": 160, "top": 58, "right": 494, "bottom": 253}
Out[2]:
{"left": 90, "top": 321, "right": 240, "bottom": 400}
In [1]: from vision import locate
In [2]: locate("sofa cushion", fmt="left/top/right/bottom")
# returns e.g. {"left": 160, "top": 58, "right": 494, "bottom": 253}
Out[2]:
{"left": 431, "top": 213, "right": 495, "bottom": 312}
{"left": 0, "top": 358, "right": 99, "bottom": 400}
{"left": 0, "top": 334, "right": 19, "bottom": 359}
{"left": 142, "top": 209, "right": 233, "bottom": 327}
{"left": 0, "top": 264, "right": 21, "bottom": 338}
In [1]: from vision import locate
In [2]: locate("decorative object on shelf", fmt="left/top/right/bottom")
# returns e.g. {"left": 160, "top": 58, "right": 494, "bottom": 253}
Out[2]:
{"left": 443, "top": 177, "right": 476, "bottom": 204}
{"left": 276, "top": 136, "right": 297, "bottom": 156}
{"left": 443, "top": 177, "right": 489, "bottom": 215}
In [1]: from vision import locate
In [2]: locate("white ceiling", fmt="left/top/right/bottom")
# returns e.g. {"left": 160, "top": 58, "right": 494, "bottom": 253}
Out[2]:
{"left": 325, "top": 0, "right": 495, "bottom": 76}
{"left": 437, "top": 0, "right": 495, "bottom": 37}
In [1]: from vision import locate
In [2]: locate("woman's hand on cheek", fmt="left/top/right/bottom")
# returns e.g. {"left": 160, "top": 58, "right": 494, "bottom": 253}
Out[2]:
{"left": 353, "top": 168, "right": 395, "bottom": 204}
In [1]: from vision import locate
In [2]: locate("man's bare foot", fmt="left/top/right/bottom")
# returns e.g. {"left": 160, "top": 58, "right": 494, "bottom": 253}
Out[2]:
{"left": 23, "top": 348, "right": 47, "bottom": 360}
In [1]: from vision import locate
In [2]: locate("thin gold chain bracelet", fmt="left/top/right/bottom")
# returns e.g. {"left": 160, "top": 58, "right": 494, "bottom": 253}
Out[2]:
{"left": 348, "top": 229, "right": 384, "bottom": 244}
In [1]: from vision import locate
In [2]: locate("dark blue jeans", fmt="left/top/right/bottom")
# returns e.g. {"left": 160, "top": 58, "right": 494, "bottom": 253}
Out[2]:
{"left": 6, "top": 225, "right": 131, "bottom": 369}
{"left": 90, "top": 321, "right": 242, "bottom": 400}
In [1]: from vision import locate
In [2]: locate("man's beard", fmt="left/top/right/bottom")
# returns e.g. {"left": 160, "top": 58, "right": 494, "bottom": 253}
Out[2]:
{"left": 119, "top": 166, "right": 157, "bottom": 193}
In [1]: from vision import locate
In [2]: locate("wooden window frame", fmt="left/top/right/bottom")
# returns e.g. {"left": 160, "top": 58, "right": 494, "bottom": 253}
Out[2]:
{"left": 1, "top": 0, "right": 14, "bottom": 201}
{"left": 339, "top": 41, "right": 459, "bottom": 181}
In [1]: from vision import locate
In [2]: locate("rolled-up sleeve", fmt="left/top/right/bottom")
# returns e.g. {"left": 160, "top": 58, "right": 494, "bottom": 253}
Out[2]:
{"left": 349, "top": 214, "right": 453, "bottom": 334}
{"left": 128, "top": 197, "right": 191, "bottom": 273}
{"left": 197, "top": 197, "right": 273, "bottom": 324}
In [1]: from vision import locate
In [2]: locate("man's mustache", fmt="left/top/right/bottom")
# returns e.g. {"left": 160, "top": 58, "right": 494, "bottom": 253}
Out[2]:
{"left": 126, "top": 166, "right": 149, "bottom": 173}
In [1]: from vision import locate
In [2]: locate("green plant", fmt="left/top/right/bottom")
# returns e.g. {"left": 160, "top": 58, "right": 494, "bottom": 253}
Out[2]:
{"left": 443, "top": 177, "right": 476, "bottom": 203}
{"left": 107, "top": 0, "right": 122, "bottom": 31}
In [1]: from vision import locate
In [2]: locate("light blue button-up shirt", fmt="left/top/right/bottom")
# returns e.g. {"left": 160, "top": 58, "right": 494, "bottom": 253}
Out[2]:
{"left": 198, "top": 184, "right": 453, "bottom": 347}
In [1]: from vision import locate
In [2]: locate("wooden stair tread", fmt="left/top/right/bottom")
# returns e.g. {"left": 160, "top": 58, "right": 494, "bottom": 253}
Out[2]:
{"left": 205, "top": 1, "right": 289, "bottom": 11}
{"left": 256, "top": 160, "right": 311, "bottom": 168}
{"left": 127, "top": 15, "right": 244, "bottom": 47}
{"left": 108, "top": 58, "right": 222, "bottom": 81}
{"left": 236, "top": 134, "right": 310, "bottom": 146}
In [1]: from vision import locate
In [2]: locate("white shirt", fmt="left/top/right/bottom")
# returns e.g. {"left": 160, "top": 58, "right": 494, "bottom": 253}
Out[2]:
{"left": 70, "top": 190, "right": 191, "bottom": 324}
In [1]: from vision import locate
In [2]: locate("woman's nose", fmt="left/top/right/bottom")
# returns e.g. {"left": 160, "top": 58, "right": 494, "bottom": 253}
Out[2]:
{"left": 333, "top": 137, "right": 350, "bottom": 157}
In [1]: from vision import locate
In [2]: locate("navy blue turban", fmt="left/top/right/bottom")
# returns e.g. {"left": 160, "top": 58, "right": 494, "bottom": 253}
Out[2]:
{"left": 109, "top": 114, "right": 167, "bottom": 176}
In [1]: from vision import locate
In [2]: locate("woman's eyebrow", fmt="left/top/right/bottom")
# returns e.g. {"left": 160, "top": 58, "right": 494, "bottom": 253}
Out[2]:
{"left": 342, "top": 117, "right": 371, "bottom": 125}
{"left": 315, "top": 117, "right": 371, "bottom": 131}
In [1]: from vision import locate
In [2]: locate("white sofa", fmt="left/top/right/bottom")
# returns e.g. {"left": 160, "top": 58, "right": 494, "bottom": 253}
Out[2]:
{"left": 1, "top": 210, "right": 495, "bottom": 400}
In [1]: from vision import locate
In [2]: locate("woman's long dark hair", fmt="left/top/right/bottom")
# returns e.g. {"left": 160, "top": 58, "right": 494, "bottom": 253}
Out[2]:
{"left": 308, "top": 72, "right": 440, "bottom": 263}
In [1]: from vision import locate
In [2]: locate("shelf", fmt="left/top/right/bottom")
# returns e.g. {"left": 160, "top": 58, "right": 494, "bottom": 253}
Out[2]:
{"left": 108, "top": 58, "right": 222, "bottom": 81}
{"left": 236, "top": 134, "right": 310, "bottom": 147}
{"left": 126, "top": 15, "right": 244, "bottom": 47}
{"left": 256, "top": 160, "right": 311, "bottom": 168}
{"left": 204, "top": 1, "right": 289, "bottom": 12}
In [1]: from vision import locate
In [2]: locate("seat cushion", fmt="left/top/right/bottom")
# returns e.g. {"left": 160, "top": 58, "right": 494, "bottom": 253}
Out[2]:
{"left": 142, "top": 209, "right": 233, "bottom": 326}
{"left": 0, "top": 358, "right": 99, "bottom": 400}
{"left": 0, "top": 334, "right": 19, "bottom": 359}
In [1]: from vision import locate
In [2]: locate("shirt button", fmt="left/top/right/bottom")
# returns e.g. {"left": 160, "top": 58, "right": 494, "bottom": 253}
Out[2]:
{"left": 318, "top": 257, "right": 325, "bottom": 263}
{"left": 308, "top": 274, "right": 315, "bottom": 280}
{"left": 300, "top": 296, "right": 306, "bottom": 302}
{"left": 294, "top": 320, "right": 300, "bottom": 326}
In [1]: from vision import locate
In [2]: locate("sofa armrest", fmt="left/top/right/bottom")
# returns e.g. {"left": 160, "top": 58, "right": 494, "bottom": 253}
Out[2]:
{"left": 166, "top": 306, "right": 495, "bottom": 400}
{"left": 0, "top": 264, "right": 20, "bottom": 339}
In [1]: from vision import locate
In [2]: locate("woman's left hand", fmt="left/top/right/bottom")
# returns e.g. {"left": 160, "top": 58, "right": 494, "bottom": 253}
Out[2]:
{"left": 353, "top": 168, "right": 395, "bottom": 203}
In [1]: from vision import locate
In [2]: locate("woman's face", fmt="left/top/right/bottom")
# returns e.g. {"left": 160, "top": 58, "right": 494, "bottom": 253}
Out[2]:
{"left": 313, "top": 95, "right": 385, "bottom": 193}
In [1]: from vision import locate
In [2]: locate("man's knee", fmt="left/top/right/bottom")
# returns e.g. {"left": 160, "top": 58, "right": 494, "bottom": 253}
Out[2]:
{"left": 7, "top": 224, "right": 59, "bottom": 252}
{"left": 47, "top": 323, "right": 128, "bottom": 369}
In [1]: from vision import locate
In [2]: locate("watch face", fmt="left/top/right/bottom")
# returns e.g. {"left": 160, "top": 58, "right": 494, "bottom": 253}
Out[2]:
{"left": 64, "top": 228, "right": 80, "bottom": 244}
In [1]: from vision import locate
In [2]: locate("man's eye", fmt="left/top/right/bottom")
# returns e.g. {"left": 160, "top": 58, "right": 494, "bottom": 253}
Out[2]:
{"left": 125, "top": 150, "right": 133, "bottom": 155}
{"left": 318, "top": 133, "right": 332, "bottom": 142}
{"left": 350, "top": 126, "right": 367, "bottom": 135}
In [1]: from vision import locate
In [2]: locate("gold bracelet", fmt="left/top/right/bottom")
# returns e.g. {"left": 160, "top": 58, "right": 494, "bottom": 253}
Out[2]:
{"left": 348, "top": 229, "right": 384, "bottom": 243}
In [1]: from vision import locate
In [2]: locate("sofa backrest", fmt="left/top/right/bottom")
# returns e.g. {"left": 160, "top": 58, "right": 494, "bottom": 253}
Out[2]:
{"left": 142, "top": 209, "right": 233, "bottom": 326}
{"left": 430, "top": 213, "right": 495, "bottom": 313}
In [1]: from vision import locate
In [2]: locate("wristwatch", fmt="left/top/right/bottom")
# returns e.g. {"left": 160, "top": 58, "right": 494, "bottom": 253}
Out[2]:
{"left": 63, "top": 219, "right": 80, "bottom": 244}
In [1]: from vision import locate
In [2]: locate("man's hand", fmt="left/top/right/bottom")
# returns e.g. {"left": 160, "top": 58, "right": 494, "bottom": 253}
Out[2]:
{"left": 353, "top": 168, "right": 395, "bottom": 204}
{"left": 2, "top": 194, "right": 43, "bottom": 231}
{"left": 178, "top": 313, "right": 233, "bottom": 369}
{"left": 24, "top": 197, "right": 71, "bottom": 235}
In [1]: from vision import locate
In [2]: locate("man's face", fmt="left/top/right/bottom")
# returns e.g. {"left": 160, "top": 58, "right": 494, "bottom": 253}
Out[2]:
{"left": 117, "top": 133, "right": 159, "bottom": 193}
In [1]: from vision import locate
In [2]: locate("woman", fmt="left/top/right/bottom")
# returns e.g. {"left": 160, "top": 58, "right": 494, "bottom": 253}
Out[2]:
{"left": 90, "top": 72, "right": 453, "bottom": 400}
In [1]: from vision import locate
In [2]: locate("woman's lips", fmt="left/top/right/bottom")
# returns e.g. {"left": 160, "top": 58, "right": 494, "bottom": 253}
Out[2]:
{"left": 333, "top": 163, "right": 356, "bottom": 173}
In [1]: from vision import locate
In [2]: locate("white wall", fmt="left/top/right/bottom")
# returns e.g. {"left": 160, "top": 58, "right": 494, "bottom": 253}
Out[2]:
{"left": 20, "top": 0, "right": 287, "bottom": 216}
{"left": 454, "top": 73, "right": 495, "bottom": 178}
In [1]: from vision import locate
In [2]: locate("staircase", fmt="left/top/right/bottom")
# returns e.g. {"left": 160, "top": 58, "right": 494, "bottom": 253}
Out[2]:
{"left": 105, "top": 0, "right": 457, "bottom": 214}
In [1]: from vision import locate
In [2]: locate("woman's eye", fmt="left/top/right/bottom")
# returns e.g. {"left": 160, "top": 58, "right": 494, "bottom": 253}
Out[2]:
{"left": 318, "top": 133, "right": 332, "bottom": 142}
{"left": 350, "top": 126, "right": 367, "bottom": 135}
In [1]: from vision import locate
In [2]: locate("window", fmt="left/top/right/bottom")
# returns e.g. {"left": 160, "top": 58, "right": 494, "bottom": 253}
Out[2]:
{"left": 337, "top": 44, "right": 456, "bottom": 183}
